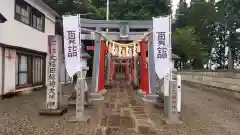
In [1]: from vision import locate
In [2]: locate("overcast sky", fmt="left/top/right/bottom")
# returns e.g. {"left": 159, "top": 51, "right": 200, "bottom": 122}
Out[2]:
{"left": 172, "top": 0, "right": 221, "bottom": 16}
{"left": 172, "top": 0, "right": 191, "bottom": 16}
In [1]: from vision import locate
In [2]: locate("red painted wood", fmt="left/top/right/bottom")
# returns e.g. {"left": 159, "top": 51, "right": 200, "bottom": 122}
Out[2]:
{"left": 140, "top": 41, "right": 144, "bottom": 92}
{"left": 140, "top": 40, "right": 149, "bottom": 94}
{"left": 87, "top": 45, "right": 108, "bottom": 50}
{"left": 98, "top": 40, "right": 105, "bottom": 92}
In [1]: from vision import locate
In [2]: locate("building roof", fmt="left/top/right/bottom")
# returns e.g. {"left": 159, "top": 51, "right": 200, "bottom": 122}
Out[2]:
{"left": 0, "top": 13, "right": 7, "bottom": 23}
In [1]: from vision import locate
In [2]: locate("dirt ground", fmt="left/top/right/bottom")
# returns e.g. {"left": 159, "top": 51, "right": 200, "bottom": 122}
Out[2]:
{"left": 0, "top": 82, "right": 240, "bottom": 135}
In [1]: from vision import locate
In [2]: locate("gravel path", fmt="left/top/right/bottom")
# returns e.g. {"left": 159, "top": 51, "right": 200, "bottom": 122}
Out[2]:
{"left": 143, "top": 84, "right": 240, "bottom": 135}
{"left": 0, "top": 85, "right": 103, "bottom": 135}
{"left": 180, "top": 84, "right": 240, "bottom": 135}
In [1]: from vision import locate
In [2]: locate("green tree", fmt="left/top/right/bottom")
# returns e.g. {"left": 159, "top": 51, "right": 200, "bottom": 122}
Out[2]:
{"left": 214, "top": 0, "right": 240, "bottom": 70}
{"left": 109, "top": 0, "right": 171, "bottom": 20}
{"left": 174, "top": 0, "right": 188, "bottom": 29}
{"left": 172, "top": 27, "right": 207, "bottom": 69}
{"left": 44, "top": 0, "right": 171, "bottom": 20}
{"left": 173, "top": 0, "right": 217, "bottom": 69}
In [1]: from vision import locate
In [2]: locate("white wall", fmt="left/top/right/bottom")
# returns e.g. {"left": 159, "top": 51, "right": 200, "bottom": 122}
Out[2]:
{"left": 0, "top": 0, "right": 58, "bottom": 95}
{"left": 4, "top": 48, "right": 16, "bottom": 94}
{"left": 0, "top": 47, "right": 17, "bottom": 95}
{"left": 0, "top": 0, "right": 56, "bottom": 52}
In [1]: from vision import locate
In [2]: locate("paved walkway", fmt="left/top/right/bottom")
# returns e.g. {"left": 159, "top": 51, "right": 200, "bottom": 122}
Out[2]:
{"left": 98, "top": 81, "right": 158, "bottom": 135}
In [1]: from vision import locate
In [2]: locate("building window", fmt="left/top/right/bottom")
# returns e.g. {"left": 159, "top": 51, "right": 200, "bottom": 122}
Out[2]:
{"left": 15, "top": 1, "right": 30, "bottom": 24}
{"left": 32, "top": 57, "right": 43, "bottom": 85}
{"left": 32, "top": 9, "right": 44, "bottom": 31}
{"left": 16, "top": 55, "right": 29, "bottom": 86}
{"left": 15, "top": 0, "right": 45, "bottom": 32}
{"left": 16, "top": 53, "right": 45, "bottom": 88}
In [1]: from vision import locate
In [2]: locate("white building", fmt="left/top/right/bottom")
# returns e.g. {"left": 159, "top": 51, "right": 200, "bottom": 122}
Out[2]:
{"left": 0, "top": 0, "right": 61, "bottom": 96}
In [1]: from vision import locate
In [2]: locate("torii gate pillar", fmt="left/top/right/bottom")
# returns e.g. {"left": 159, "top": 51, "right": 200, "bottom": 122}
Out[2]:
{"left": 141, "top": 34, "right": 158, "bottom": 103}
{"left": 98, "top": 40, "right": 106, "bottom": 92}
{"left": 139, "top": 40, "right": 149, "bottom": 94}
{"left": 90, "top": 28, "right": 106, "bottom": 100}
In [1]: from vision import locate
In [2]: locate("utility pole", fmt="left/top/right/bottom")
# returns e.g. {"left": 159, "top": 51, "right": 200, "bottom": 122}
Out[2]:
{"left": 106, "top": 0, "right": 109, "bottom": 21}
{"left": 106, "top": 0, "right": 111, "bottom": 85}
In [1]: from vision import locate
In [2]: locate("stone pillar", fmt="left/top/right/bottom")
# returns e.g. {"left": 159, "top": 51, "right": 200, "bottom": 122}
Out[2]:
{"left": 90, "top": 28, "right": 104, "bottom": 100}
{"left": 163, "top": 80, "right": 182, "bottom": 124}
{"left": 39, "top": 35, "right": 67, "bottom": 115}
{"left": 68, "top": 69, "right": 90, "bottom": 122}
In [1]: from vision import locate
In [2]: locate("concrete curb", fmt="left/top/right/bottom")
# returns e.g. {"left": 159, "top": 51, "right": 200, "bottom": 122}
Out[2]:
{"left": 1, "top": 85, "right": 45, "bottom": 99}
{"left": 183, "top": 80, "right": 240, "bottom": 101}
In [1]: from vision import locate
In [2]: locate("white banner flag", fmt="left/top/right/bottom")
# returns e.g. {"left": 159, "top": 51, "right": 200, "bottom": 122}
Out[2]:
{"left": 62, "top": 15, "right": 81, "bottom": 78}
{"left": 153, "top": 16, "right": 171, "bottom": 80}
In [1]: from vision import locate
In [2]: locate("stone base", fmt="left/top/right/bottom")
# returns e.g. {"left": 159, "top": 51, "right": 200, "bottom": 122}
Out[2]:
{"left": 155, "top": 102, "right": 164, "bottom": 108}
{"left": 141, "top": 94, "right": 157, "bottom": 103}
{"left": 162, "top": 116, "right": 183, "bottom": 125}
{"left": 68, "top": 100, "right": 93, "bottom": 108}
{"left": 155, "top": 97, "right": 164, "bottom": 108}
{"left": 137, "top": 89, "right": 146, "bottom": 97}
{"left": 39, "top": 106, "right": 67, "bottom": 116}
{"left": 99, "top": 89, "right": 107, "bottom": 95}
{"left": 156, "top": 91, "right": 164, "bottom": 99}
{"left": 90, "top": 92, "right": 104, "bottom": 100}
{"left": 68, "top": 115, "right": 90, "bottom": 123}
{"left": 162, "top": 112, "right": 182, "bottom": 125}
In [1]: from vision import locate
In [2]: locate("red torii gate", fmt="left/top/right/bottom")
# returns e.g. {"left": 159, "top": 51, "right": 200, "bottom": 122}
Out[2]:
{"left": 87, "top": 40, "right": 149, "bottom": 95}
{"left": 86, "top": 40, "right": 107, "bottom": 92}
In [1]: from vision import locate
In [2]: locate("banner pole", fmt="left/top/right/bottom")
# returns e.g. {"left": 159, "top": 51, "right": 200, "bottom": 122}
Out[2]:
{"left": 166, "top": 14, "right": 172, "bottom": 120}
{"left": 69, "top": 14, "right": 89, "bottom": 122}
{"left": 169, "top": 15, "right": 172, "bottom": 80}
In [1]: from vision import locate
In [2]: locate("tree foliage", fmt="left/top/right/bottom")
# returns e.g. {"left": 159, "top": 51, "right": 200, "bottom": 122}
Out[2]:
{"left": 173, "top": 0, "right": 240, "bottom": 70}
{"left": 44, "top": 0, "right": 171, "bottom": 20}
{"left": 172, "top": 27, "right": 207, "bottom": 69}
{"left": 45, "top": 0, "right": 240, "bottom": 70}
